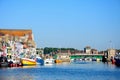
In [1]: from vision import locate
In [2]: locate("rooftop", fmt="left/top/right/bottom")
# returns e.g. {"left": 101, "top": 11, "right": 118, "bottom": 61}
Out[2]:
{"left": 0, "top": 29, "right": 32, "bottom": 37}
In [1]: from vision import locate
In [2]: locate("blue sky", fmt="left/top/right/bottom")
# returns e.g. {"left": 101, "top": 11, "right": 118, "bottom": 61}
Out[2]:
{"left": 0, "top": 0, "right": 120, "bottom": 51}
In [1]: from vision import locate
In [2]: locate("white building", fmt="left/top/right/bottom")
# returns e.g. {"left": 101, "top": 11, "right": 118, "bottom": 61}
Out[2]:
{"left": 107, "top": 49, "right": 116, "bottom": 61}
{"left": 84, "top": 46, "right": 91, "bottom": 54}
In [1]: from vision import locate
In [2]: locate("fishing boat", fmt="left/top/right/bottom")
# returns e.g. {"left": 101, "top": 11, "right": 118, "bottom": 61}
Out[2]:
{"left": 0, "top": 56, "right": 8, "bottom": 67}
{"left": 114, "top": 53, "right": 120, "bottom": 66}
{"left": 7, "top": 58, "right": 23, "bottom": 67}
{"left": 21, "top": 58, "right": 37, "bottom": 66}
{"left": 21, "top": 57, "right": 44, "bottom": 66}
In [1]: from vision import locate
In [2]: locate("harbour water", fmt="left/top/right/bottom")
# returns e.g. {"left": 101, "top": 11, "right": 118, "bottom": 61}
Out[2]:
{"left": 0, "top": 62, "right": 120, "bottom": 80}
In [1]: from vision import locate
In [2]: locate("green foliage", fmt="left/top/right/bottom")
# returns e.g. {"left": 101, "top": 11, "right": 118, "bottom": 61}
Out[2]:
{"left": 116, "top": 49, "right": 120, "bottom": 53}
{"left": 43, "top": 47, "right": 75, "bottom": 54}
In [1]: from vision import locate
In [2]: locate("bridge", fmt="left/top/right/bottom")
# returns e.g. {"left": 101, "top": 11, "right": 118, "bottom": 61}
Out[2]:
{"left": 70, "top": 53, "right": 104, "bottom": 60}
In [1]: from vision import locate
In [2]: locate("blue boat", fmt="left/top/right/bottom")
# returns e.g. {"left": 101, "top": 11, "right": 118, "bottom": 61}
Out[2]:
{"left": 36, "top": 57, "right": 44, "bottom": 65}
{"left": 114, "top": 53, "right": 120, "bottom": 66}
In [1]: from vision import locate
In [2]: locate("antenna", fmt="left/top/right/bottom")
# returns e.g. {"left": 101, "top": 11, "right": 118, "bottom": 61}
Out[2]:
{"left": 109, "top": 40, "right": 114, "bottom": 49}
{"left": 110, "top": 40, "right": 112, "bottom": 49}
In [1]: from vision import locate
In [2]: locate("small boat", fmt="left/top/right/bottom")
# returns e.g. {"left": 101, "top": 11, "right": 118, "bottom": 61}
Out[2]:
{"left": 21, "top": 58, "right": 37, "bottom": 66}
{"left": 102, "top": 56, "right": 107, "bottom": 62}
{"left": 72, "top": 58, "right": 90, "bottom": 64}
{"left": 0, "top": 56, "right": 8, "bottom": 67}
{"left": 85, "top": 57, "right": 92, "bottom": 62}
{"left": 96, "top": 58, "right": 100, "bottom": 62}
{"left": 92, "top": 58, "right": 97, "bottom": 61}
{"left": 44, "top": 58, "right": 54, "bottom": 65}
{"left": 36, "top": 57, "right": 44, "bottom": 65}
{"left": 114, "top": 53, "right": 120, "bottom": 66}
{"left": 54, "top": 59, "right": 62, "bottom": 63}
{"left": 8, "top": 58, "right": 22, "bottom": 67}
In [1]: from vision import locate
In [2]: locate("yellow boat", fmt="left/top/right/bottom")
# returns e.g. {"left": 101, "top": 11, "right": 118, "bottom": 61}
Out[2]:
{"left": 21, "top": 58, "right": 37, "bottom": 66}
{"left": 55, "top": 59, "right": 62, "bottom": 63}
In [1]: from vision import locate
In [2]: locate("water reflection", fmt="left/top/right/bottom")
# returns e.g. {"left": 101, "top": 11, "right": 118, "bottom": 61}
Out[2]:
{"left": 0, "top": 75, "right": 33, "bottom": 80}
{"left": 0, "top": 62, "right": 120, "bottom": 80}
{"left": 22, "top": 65, "right": 37, "bottom": 68}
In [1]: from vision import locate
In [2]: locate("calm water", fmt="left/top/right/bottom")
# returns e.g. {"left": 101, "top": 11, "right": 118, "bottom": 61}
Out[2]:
{"left": 0, "top": 62, "right": 120, "bottom": 80}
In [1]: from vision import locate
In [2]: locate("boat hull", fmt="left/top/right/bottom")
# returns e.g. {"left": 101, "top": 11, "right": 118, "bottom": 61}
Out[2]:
{"left": 55, "top": 59, "right": 62, "bottom": 63}
{"left": 0, "top": 56, "right": 8, "bottom": 67}
{"left": 36, "top": 58, "right": 44, "bottom": 65}
{"left": 0, "top": 62, "right": 8, "bottom": 67}
{"left": 21, "top": 58, "right": 36, "bottom": 66}
{"left": 114, "top": 54, "right": 120, "bottom": 66}
{"left": 115, "top": 58, "right": 120, "bottom": 66}
{"left": 44, "top": 59, "right": 54, "bottom": 64}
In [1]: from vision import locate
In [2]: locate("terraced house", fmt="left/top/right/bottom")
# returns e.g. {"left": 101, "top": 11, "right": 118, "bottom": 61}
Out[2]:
{"left": 0, "top": 29, "right": 36, "bottom": 61}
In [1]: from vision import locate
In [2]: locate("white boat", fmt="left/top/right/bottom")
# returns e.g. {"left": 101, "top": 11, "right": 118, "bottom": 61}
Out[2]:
{"left": 85, "top": 57, "right": 92, "bottom": 62}
{"left": 44, "top": 58, "right": 54, "bottom": 65}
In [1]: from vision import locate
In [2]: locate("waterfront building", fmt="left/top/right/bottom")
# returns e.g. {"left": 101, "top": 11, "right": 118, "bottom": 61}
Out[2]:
{"left": 84, "top": 46, "right": 91, "bottom": 54}
{"left": 0, "top": 29, "right": 36, "bottom": 60}
{"left": 57, "top": 50, "right": 71, "bottom": 62}
{"left": 107, "top": 48, "right": 116, "bottom": 61}
{"left": 91, "top": 49, "right": 98, "bottom": 54}
{"left": 36, "top": 48, "right": 44, "bottom": 58}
